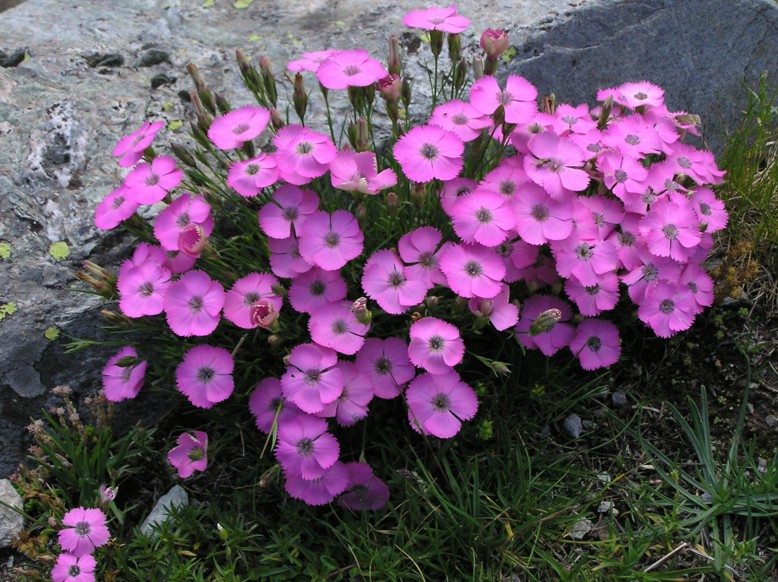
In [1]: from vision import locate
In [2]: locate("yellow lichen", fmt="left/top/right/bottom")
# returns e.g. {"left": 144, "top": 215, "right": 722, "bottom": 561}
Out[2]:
{"left": 0, "top": 302, "right": 17, "bottom": 321}
{"left": 44, "top": 326, "right": 60, "bottom": 341}
{"left": 0, "top": 242, "right": 10, "bottom": 260}
{"left": 49, "top": 242, "right": 70, "bottom": 261}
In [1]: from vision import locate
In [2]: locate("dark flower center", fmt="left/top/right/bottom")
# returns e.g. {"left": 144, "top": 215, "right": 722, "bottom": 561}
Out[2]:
{"left": 618, "top": 231, "right": 636, "bottom": 246}
{"left": 575, "top": 244, "right": 594, "bottom": 261}
{"left": 188, "top": 296, "right": 204, "bottom": 312}
{"left": 659, "top": 299, "right": 675, "bottom": 314}
{"left": 375, "top": 357, "right": 392, "bottom": 375}
{"left": 283, "top": 206, "right": 299, "bottom": 222}
{"left": 420, "top": 143, "right": 439, "bottom": 160}
{"left": 245, "top": 163, "right": 260, "bottom": 175}
{"left": 634, "top": 91, "right": 648, "bottom": 100}
{"left": 586, "top": 336, "right": 602, "bottom": 351}
{"left": 343, "top": 65, "right": 361, "bottom": 76}
{"left": 323, "top": 232, "right": 341, "bottom": 248}
{"left": 662, "top": 224, "right": 678, "bottom": 240}
{"left": 475, "top": 208, "right": 493, "bottom": 224}
{"left": 112, "top": 195, "right": 126, "bottom": 209}
{"left": 499, "top": 91, "right": 513, "bottom": 106}
{"left": 197, "top": 367, "right": 215, "bottom": 383}
{"left": 432, "top": 394, "right": 451, "bottom": 411}
{"left": 451, "top": 113, "right": 469, "bottom": 125}
{"left": 562, "top": 115, "right": 578, "bottom": 125}
{"left": 331, "top": 319, "right": 349, "bottom": 335}
{"left": 499, "top": 181, "right": 516, "bottom": 195}
{"left": 464, "top": 260, "right": 483, "bottom": 277}
{"left": 388, "top": 271, "right": 405, "bottom": 288}
{"left": 75, "top": 521, "right": 90, "bottom": 536}
{"left": 304, "top": 369, "right": 321, "bottom": 385}
{"left": 643, "top": 264, "right": 658, "bottom": 281}
{"left": 677, "top": 156, "right": 691, "bottom": 169}
{"left": 418, "top": 251, "right": 434, "bottom": 268}
{"left": 176, "top": 212, "right": 191, "bottom": 227}
{"left": 428, "top": 336, "right": 445, "bottom": 352}
{"left": 614, "top": 169, "right": 628, "bottom": 183}
{"left": 233, "top": 123, "right": 251, "bottom": 135}
{"left": 309, "top": 281, "right": 325, "bottom": 296}
{"left": 624, "top": 134, "right": 640, "bottom": 146}
{"left": 69, "top": 566, "right": 81, "bottom": 576}
{"left": 531, "top": 204, "right": 549, "bottom": 221}
{"left": 699, "top": 203, "right": 711, "bottom": 216}
{"left": 138, "top": 282, "right": 154, "bottom": 297}
{"left": 145, "top": 173, "right": 160, "bottom": 187}
{"left": 585, "top": 284, "right": 600, "bottom": 296}
{"left": 297, "top": 437, "right": 314, "bottom": 456}
{"left": 244, "top": 292, "right": 260, "bottom": 305}
{"left": 296, "top": 141, "right": 313, "bottom": 155}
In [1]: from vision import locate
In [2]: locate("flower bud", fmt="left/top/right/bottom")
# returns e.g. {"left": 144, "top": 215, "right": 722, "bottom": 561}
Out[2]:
{"left": 386, "top": 191, "right": 399, "bottom": 215}
{"left": 270, "top": 283, "right": 287, "bottom": 298}
{"left": 411, "top": 182, "right": 426, "bottom": 206}
{"left": 480, "top": 29, "right": 509, "bottom": 60}
{"left": 178, "top": 224, "right": 208, "bottom": 257}
{"left": 259, "top": 56, "right": 277, "bottom": 107}
{"left": 388, "top": 35, "right": 402, "bottom": 75}
{"left": 100, "top": 309, "right": 131, "bottom": 326}
{"left": 425, "top": 295, "right": 439, "bottom": 309}
{"left": 351, "top": 297, "right": 373, "bottom": 325}
{"left": 542, "top": 94, "right": 556, "bottom": 115}
{"left": 170, "top": 141, "right": 197, "bottom": 168}
{"left": 401, "top": 78, "right": 412, "bottom": 109}
{"left": 189, "top": 92, "right": 213, "bottom": 132}
{"left": 267, "top": 334, "right": 283, "bottom": 347}
{"left": 99, "top": 485, "right": 117, "bottom": 505}
{"left": 472, "top": 56, "right": 484, "bottom": 80}
{"left": 356, "top": 117, "right": 369, "bottom": 152}
{"left": 492, "top": 362, "right": 511, "bottom": 376}
{"left": 447, "top": 33, "right": 462, "bottom": 62}
{"left": 429, "top": 30, "right": 444, "bottom": 59}
{"left": 453, "top": 58, "right": 468, "bottom": 92}
{"left": 293, "top": 73, "right": 307, "bottom": 123}
{"left": 269, "top": 107, "right": 285, "bottom": 131}
{"left": 251, "top": 300, "right": 279, "bottom": 330}
{"left": 529, "top": 308, "right": 562, "bottom": 336}
{"left": 214, "top": 92, "right": 231, "bottom": 115}
{"left": 77, "top": 260, "right": 117, "bottom": 298}
{"left": 377, "top": 74, "right": 402, "bottom": 103}
{"left": 598, "top": 96, "right": 614, "bottom": 130}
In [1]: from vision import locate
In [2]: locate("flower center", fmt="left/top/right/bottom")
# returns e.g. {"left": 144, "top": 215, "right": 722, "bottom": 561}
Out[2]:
{"left": 432, "top": 393, "right": 451, "bottom": 411}
{"left": 297, "top": 437, "right": 314, "bottom": 456}
{"left": 418, "top": 251, "right": 434, "bottom": 268}
{"left": 428, "top": 336, "right": 445, "bottom": 352}
{"left": 585, "top": 284, "right": 600, "bottom": 296}
{"left": 677, "top": 156, "right": 691, "bottom": 169}
{"left": 618, "top": 231, "right": 636, "bottom": 246}
{"left": 75, "top": 521, "right": 90, "bottom": 537}
{"left": 331, "top": 319, "right": 349, "bottom": 335}
{"left": 197, "top": 367, "right": 215, "bottom": 383}
{"left": 614, "top": 169, "right": 628, "bottom": 183}
{"left": 662, "top": 224, "right": 678, "bottom": 240}
{"left": 634, "top": 91, "right": 648, "bottom": 100}
{"left": 69, "top": 566, "right": 81, "bottom": 576}
{"left": 138, "top": 281, "right": 154, "bottom": 297}
{"left": 531, "top": 204, "right": 549, "bottom": 221}
{"left": 244, "top": 292, "right": 260, "bottom": 305}
{"left": 188, "top": 448, "right": 204, "bottom": 461}
{"left": 112, "top": 195, "right": 126, "bottom": 209}
{"left": 309, "top": 281, "right": 325, "bottom": 296}
{"left": 659, "top": 299, "right": 675, "bottom": 314}
{"left": 304, "top": 369, "right": 321, "bottom": 385}
{"left": 233, "top": 123, "right": 251, "bottom": 135}
{"left": 586, "top": 336, "right": 602, "bottom": 351}
{"left": 145, "top": 173, "right": 160, "bottom": 187}
{"left": 499, "top": 180, "right": 516, "bottom": 196}
{"left": 475, "top": 208, "right": 493, "bottom": 224}
{"left": 420, "top": 143, "right": 439, "bottom": 161}
{"left": 296, "top": 141, "right": 313, "bottom": 155}
{"left": 451, "top": 113, "right": 469, "bottom": 125}
{"left": 624, "top": 134, "right": 640, "bottom": 146}
{"left": 699, "top": 203, "right": 711, "bottom": 216}
{"left": 562, "top": 115, "right": 578, "bottom": 125}
{"left": 575, "top": 244, "right": 593, "bottom": 261}
{"left": 642, "top": 264, "right": 658, "bottom": 281}
{"left": 388, "top": 271, "right": 405, "bottom": 288}
{"left": 375, "top": 357, "right": 392, "bottom": 375}
{"left": 323, "top": 232, "right": 341, "bottom": 248}
{"left": 188, "top": 296, "right": 204, "bottom": 312}
{"left": 283, "top": 206, "right": 299, "bottom": 222}
{"left": 176, "top": 212, "right": 191, "bottom": 227}
{"left": 343, "top": 65, "right": 361, "bottom": 76}
{"left": 245, "top": 163, "right": 260, "bottom": 176}
{"left": 464, "top": 260, "right": 483, "bottom": 277}
{"left": 499, "top": 91, "right": 513, "bottom": 106}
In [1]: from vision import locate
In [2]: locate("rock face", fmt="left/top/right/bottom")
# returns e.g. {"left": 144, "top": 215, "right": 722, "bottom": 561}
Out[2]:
{"left": 139, "top": 485, "right": 189, "bottom": 538}
{"left": 0, "top": 478, "right": 24, "bottom": 548}
{"left": 1, "top": 0, "right": 778, "bottom": 478}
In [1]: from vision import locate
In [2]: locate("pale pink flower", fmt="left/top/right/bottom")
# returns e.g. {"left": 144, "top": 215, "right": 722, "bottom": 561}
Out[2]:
{"left": 317, "top": 361, "right": 374, "bottom": 426}
{"left": 429, "top": 100, "right": 492, "bottom": 143}
{"left": 274, "top": 125, "right": 337, "bottom": 185}
{"left": 439, "top": 243, "right": 505, "bottom": 299}
{"left": 248, "top": 378, "right": 302, "bottom": 434}
{"left": 397, "top": 226, "right": 448, "bottom": 289}
{"left": 691, "top": 187, "right": 728, "bottom": 232}
{"left": 288, "top": 267, "right": 347, "bottom": 314}
{"left": 393, "top": 125, "right": 464, "bottom": 183}
{"left": 268, "top": 235, "right": 313, "bottom": 278}
{"left": 258, "top": 184, "right": 319, "bottom": 239}
{"left": 309, "top": 302, "right": 370, "bottom": 355}
{"left": 284, "top": 461, "right": 349, "bottom": 506}
{"left": 223, "top": 273, "right": 282, "bottom": 329}
{"left": 408, "top": 317, "right": 464, "bottom": 375}
{"left": 176, "top": 345, "right": 234, "bottom": 408}
{"left": 102, "top": 346, "right": 147, "bottom": 402}
{"left": 551, "top": 235, "right": 619, "bottom": 287}
{"left": 605, "top": 81, "right": 665, "bottom": 110}
{"left": 402, "top": 5, "right": 471, "bottom": 33}
{"left": 287, "top": 50, "right": 339, "bottom": 73}
{"left": 117, "top": 260, "right": 171, "bottom": 318}
{"left": 515, "top": 294, "right": 575, "bottom": 356}
{"left": 479, "top": 156, "right": 530, "bottom": 199}
{"left": 602, "top": 114, "right": 663, "bottom": 158}
{"left": 298, "top": 210, "right": 364, "bottom": 271}
{"left": 637, "top": 281, "right": 697, "bottom": 338}
{"left": 227, "top": 153, "right": 279, "bottom": 197}
{"left": 123, "top": 157, "right": 183, "bottom": 205}
{"left": 664, "top": 143, "right": 725, "bottom": 185}
{"left": 275, "top": 414, "right": 339, "bottom": 480}
{"left": 329, "top": 150, "right": 397, "bottom": 195}
{"left": 153, "top": 192, "right": 214, "bottom": 251}
{"left": 362, "top": 249, "right": 428, "bottom": 314}
{"left": 467, "top": 284, "right": 518, "bottom": 331}
{"left": 57, "top": 507, "right": 110, "bottom": 557}
{"left": 480, "top": 28, "right": 510, "bottom": 60}
{"left": 570, "top": 319, "right": 621, "bottom": 370}
{"left": 553, "top": 103, "right": 597, "bottom": 136}
{"left": 164, "top": 270, "right": 225, "bottom": 337}
{"left": 469, "top": 75, "right": 538, "bottom": 125}
{"left": 564, "top": 272, "right": 620, "bottom": 316}
{"left": 112, "top": 120, "right": 164, "bottom": 168}
{"left": 51, "top": 553, "right": 96, "bottom": 582}
{"left": 208, "top": 105, "right": 270, "bottom": 150}
{"left": 450, "top": 190, "right": 515, "bottom": 247}
{"left": 316, "top": 49, "right": 388, "bottom": 90}
{"left": 167, "top": 431, "right": 208, "bottom": 478}
{"left": 406, "top": 371, "right": 477, "bottom": 438}
{"left": 639, "top": 194, "right": 701, "bottom": 263}
{"left": 439, "top": 177, "right": 478, "bottom": 213}
{"left": 524, "top": 133, "right": 589, "bottom": 199}
{"left": 94, "top": 185, "right": 140, "bottom": 231}
{"left": 622, "top": 247, "right": 682, "bottom": 305}
{"left": 512, "top": 182, "right": 574, "bottom": 245}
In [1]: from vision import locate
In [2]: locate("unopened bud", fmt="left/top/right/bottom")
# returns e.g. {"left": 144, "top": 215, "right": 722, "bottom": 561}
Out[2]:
{"left": 377, "top": 73, "right": 402, "bottom": 103}
{"left": 351, "top": 297, "right": 372, "bottom": 325}
{"left": 99, "top": 485, "right": 117, "bottom": 505}
{"left": 170, "top": 142, "right": 197, "bottom": 168}
{"left": 401, "top": 78, "right": 412, "bottom": 108}
{"left": 472, "top": 56, "right": 484, "bottom": 80}
{"left": 267, "top": 334, "right": 283, "bottom": 347}
{"left": 100, "top": 309, "right": 131, "bottom": 326}
{"left": 355, "top": 202, "right": 367, "bottom": 222}
{"left": 251, "top": 300, "right": 279, "bottom": 330}
{"left": 190, "top": 92, "right": 213, "bottom": 132}
{"left": 447, "top": 33, "right": 462, "bottom": 62}
{"left": 356, "top": 117, "right": 369, "bottom": 152}
{"left": 293, "top": 73, "right": 307, "bottom": 123}
{"left": 492, "top": 362, "right": 511, "bottom": 375}
{"left": 598, "top": 96, "right": 614, "bottom": 129}
{"left": 425, "top": 295, "right": 439, "bottom": 309}
{"left": 411, "top": 182, "right": 425, "bottom": 206}
{"left": 348, "top": 86, "right": 365, "bottom": 114}
{"left": 347, "top": 121, "right": 359, "bottom": 150}
{"left": 178, "top": 224, "right": 208, "bottom": 257}
{"left": 269, "top": 107, "right": 285, "bottom": 130}
{"left": 453, "top": 58, "right": 467, "bottom": 92}
{"left": 429, "top": 30, "right": 444, "bottom": 59}
{"left": 541, "top": 94, "right": 556, "bottom": 115}
{"left": 480, "top": 29, "right": 510, "bottom": 60}
{"left": 236, "top": 49, "right": 263, "bottom": 93}
{"left": 529, "top": 308, "right": 562, "bottom": 335}
{"left": 386, "top": 191, "right": 399, "bottom": 215}
{"left": 186, "top": 63, "right": 208, "bottom": 94}
{"left": 388, "top": 35, "right": 402, "bottom": 75}
{"left": 259, "top": 56, "right": 277, "bottom": 107}
{"left": 270, "top": 284, "right": 287, "bottom": 298}
{"left": 214, "top": 92, "right": 231, "bottom": 115}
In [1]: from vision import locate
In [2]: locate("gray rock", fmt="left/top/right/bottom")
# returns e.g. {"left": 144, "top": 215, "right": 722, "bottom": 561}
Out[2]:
{"left": 564, "top": 413, "right": 583, "bottom": 438}
{"left": 0, "top": 478, "right": 24, "bottom": 548}
{"left": 611, "top": 390, "right": 628, "bottom": 408}
{"left": 569, "top": 518, "right": 592, "bottom": 539}
{"left": 139, "top": 485, "right": 189, "bottom": 538}
{"left": 766, "top": 415, "right": 777, "bottom": 428}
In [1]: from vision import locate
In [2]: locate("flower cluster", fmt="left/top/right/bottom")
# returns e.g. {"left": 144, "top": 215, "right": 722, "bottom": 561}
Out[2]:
{"left": 52, "top": 507, "right": 110, "bottom": 582}
{"left": 86, "top": 4, "right": 726, "bottom": 510}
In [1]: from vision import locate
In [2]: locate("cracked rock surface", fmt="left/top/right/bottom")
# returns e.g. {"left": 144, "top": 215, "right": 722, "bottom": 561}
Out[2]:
{"left": 1, "top": 0, "right": 777, "bottom": 477}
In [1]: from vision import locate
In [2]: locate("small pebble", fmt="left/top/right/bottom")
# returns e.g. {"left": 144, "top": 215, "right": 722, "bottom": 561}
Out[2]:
{"left": 758, "top": 457, "right": 767, "bottom": 474}
{"left": 765, "top": 415, "right": 777, "bottom": 428}
{"left": 597, "top": 501, "right": 615, "bottom": 514}
{"left": 746, "top": 402, "right": 754, "bottom": 415}
{"left": 151, "top": 73, "right": 175, "bottom": 89}
{"left": 564, "top": 413, "right": 583, "bottom": 438}
{"left": 701, "top": 492, "right": 713, "bottom": 502}
{"left": 0, "top": 49, "right": 26, "bottom": 68}
{"left": 138, "top": 49, "right": 171, "bottom": 67}
{"left": 611, "top": 390, "right": 628, "bottom": 408}
{"left": 570, "top": 518, "right": 592, "bottom": 540}
{"left": 597, "top": 473, "right": 612, "bottom": 484}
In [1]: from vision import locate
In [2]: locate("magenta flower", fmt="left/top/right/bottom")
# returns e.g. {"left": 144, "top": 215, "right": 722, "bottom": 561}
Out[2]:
{"left": 637, "top": 281, "right": 697, "bottom": 338}
{"left": 597, "top": 150, "right": 648, "bottom": 204}
{"left": 273, "top": 125, "right": 337, "bottom": 185}
{"left": 553, "top": 103, "right": 597, "bottom": 136}
{"left": 94, "top": 185, "right": 140, "bottom": 231}
{"left": 578, "top": 194, "right": 625, "bottom": 241}
{"left": 691, "top": 187, "right": 728, "bottom": 233}
{"left": 298, "top": 210, "right": 364, "bottom": 271}
{"left": 524, "top": 133, "right": 589, "bottom": 199}
{"left": 639, "top": 194, "right": 701, "bottom": 263}
{"left": 362, "top": 249, "right": 428, "bottom": 314}
{"left": 467, "top": 284, "right": 518, "bottom": 331}
{"left": 287, "top": 49, "right": 339, "bottom": 73}
{"left": 680, "top": 264, "right": 714, "bottom": 314}
{"left": 288, "top": 267, "right": 347, "bottom": 314}
{"left": 479, "top": 156, "right": 530, "bottom": 199}
{"left": 356, "top": 337, "right": 416, "bottom": 399}
{"left": 167, "top": 431, "right": 208, "bottom": 478}
{"left": 450, "top": 190, "right": 516, "bottom": 247}
{"left": 469, "top": 75, "right": 538, "bottom": 125}
{"left": 608, "top": 80, "right": 665, "bottom": 110}
{"left": 317, "top": 361, "right": 374, "bottom": 426}
{"left": 51, "top": 553, "right": 96, "bottom": 582}
{"left": 329, "top": 150, "right": 397, "bottom": 195}
{"left": 227, "top": 153, "right": 279, "bottom": 197}
{"left": 207, "top": 105, "right": 270, "bottom": 150}
{"left": 480, "top": 28, "right": 510, "bottom": 60}
{"left": 513, "top": 182, "right": 573, "bottom": 245}
{"left": 622, "top": 248, "right": 682, "bottom": 305}
{"left": 268, "top": 235, "right": 313, "bottom": 278}
{"left": 112, "top": 120, "right": 164, "bottom": 168}
{"left": 402, "top": 5, "right": 470, "bottom": 33}
{"left": 164, "top": 270, "right": 225, "bottom": 337}
{"left": 408, "top": 317, "right": 464, "bottom": 375}
{"left": 429, "top": 100, "right": 492, "bottom": 143}
{"left": 123, "top": 156, "right": 183, "bottom": 205}
{"left": 338, "top": 462, "right": 390, "bottom": 510}
{"left": 281, "top": 343, "right": 343, "bottom": 414}
{"left": 309, "top": 302, "right": 370, "bottom": 355}
{"left": 259, "top": 184, "right": 319, "bottom": 240}
{"left": 515, "top": 295, "right": 575, "bottom": 356}
{"left": 551, "top": 235, "right": 619, "bottom": 287}
{"left": 57, "top": 507, "right": 110, "bottom": 557}
{"left": 439, "top": 243, "right": 505, "bottom": 299}
{"left": 397, "top": 226, "right": 448, "bottom": 289}
{"left": 393, "top": 125, "right": 464, "bottom": 183}
{"left": 316, "top": 49, "right": 388, "bottom": 90}
{"left": 665, "top": 143, "right": 725, "bottom": 185}
{"left": 275, "top": 414, "right": 339, "bottom": 480}
{"left": 570, "top": 318, "right": 621, "bottom": 370}
{"left": 176, "top": 345, "right": 234, "bottom": 408}
{"left": 406, "top": 371, "right": 478, "bottom": 438}
{"left": 102, "top": 346, "right": 147, "bottom": 402}
{"left": 284, "top": 461, "right": 349, "bottom": 506}
{"left": 223, "top": 273, "right": 282, "bottom": 329}
{"left": 439, "top": 177, "right": 478, "bottom": 213}
{"left": 249, "top": 378, "right": 302, "bottom": 434}
{"left": 117, "top": 260, "right": 171, "bottom": 318}
{"left": 564, "top": 272, "right": 620, "bottom": 316}
{"left": 119, "top": 242, "right": 168, "bottom": 278}
{"left": 602, "top": 115, "right": 662, "bottom": 159}
{"left": 154, "top": 193, "right": 214, "bottom": 251}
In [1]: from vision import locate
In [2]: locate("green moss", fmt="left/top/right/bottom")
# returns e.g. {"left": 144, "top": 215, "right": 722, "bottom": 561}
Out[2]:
{"left": 168, "top": 120, "right": 184, "bottom": 131}
{"left": 0, "top": 302, "right": 17, "bottom": 321}
{"left": 49, "top": 242, "right": 70, "bottom": 261}
{"left": 44, "top": 326, "right": 60, "bottom": 341}
{"left": 0, "top": 242, "right": 10, "bottom": 260}
{"left": 202, "top": 0, "right": 214, "bottom": 5}
{"left": 501, "top": 47, "right": 517, "bottom": 64}
{"left": 234, "top": 0, "right": 254, "bottom": 8}
{"left": 248, "top": 35, "right": 262, "bottom": 43}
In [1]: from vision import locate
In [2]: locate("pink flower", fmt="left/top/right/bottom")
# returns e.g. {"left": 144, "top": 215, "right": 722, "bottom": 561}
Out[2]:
{"left": 338, "top": 462, "right": 390, "bottom": 510}
{"left": 227, "top": 153, "right": 279, "bottom": 197}
{"left": 553, "top": 104, "right": 597, "bottom": 136}
{"left": 176, "top": 345, "right": 234, "bottom": 408}
{"left": 273, "top": 125, "right": 337, "bottom": 185}
{"left": 408, "top": 317, "right": 464, "bottom": 375}
{"left": 439, "top": 243, "right": 505, "bottom": 299}
{"left": 281, "top": 343, "right": 343, "bottom": 414}
{"left": 268, "top": 235, "right": 313, "bottom": 278}
{"left": 551, "top": 235, "right": 619, "bottom": 287}
{"left": 94, "top": 185, "right": 140, "bottom": 231}
{"left": 51, "top": 553, "right": 96, "bottom": 582}
{"left": 102, "top": 346, "right": 147, "bottom": 402}
{"left": 515, "top": 295, "right": 575, "bottom": 356}
{"left": 112, "top": 120, "right": 164, "bottom": 168}
{"left": 284, "top": 461, "right": 349, "bottom": 506}
{"left": 57, "top": 507, "right": 110, "bottom": 557}
{"left": 564, "top": 272, "right": 620, "bottom": 316}
{"left": 480, "top": 29, "right": 510, "bottom": 60}
{"left": 287, "top": 50, "right": 339, "bottom": 73}
{"left": 329, "top": 150, "right": 397, "bottom": 195}
{"left": 117, "top": 260, "right": 171, "bottom": 318}
{"left": 248, "top": 378, "right": 302, "bottom": 434}
{"left": 402, "top": 5, "right": 470, "bottom": 33}
{"left": 513, "top": 182, "right": 574, "bottom": 245}
{"left": 450, "top": 190, "right": 515, "bottom": 247}
{"left": 664, "top": 143, "right": 725, "bottom": 185}
{"left": 393, "top": 125, "right": 464, "bottom": 183}
{"left": 355, "top": 337, "right": 416, "bottom": 399}
{"left": 123, "top": 157, "right": 183, "bottom": 205}
{"left": 691, "top": 187, "right": 728, "bottom": 232}
{"left": 637, "top": 281, "right": 697, "bottom": 338}
{"left": 622, "top": 248, "right": 682, "bottom": 304}
{"left": 639, "top": 194, "right": 701, "bottom": 263}
{"left": 223, "top": 273, "right": 282, "bottom": 329}
{"left": 439, "top": 177, "right": 478, "bottom": 213}
{"left": 597, "top": 150, "right": 648, "bottom": 204}
{"left": 524, "top": 133, "right": 590, "bottom": 199}
{"left": 606, "top": 81, "right": 665, "bottom": 110}
{"left": 259, "top": 184, "right": 319, "bottom": 240}
{"left": 119, "top": 242, "right": 168, "bottom": 278}
{"left": 469, "top": 75, "right": 538, "bottom": 125}
{"left": 467, "top": 284, "right": 518, "bottom": 331}
{"left": 569, "top": 318, "right": 621, "bottom": 370}
{"left": 167, "top": 431, "right": 208, "bottom": 478}
{"left": 406, "top": 371, "right": 478, "bottom": 438}
{"left": 429, "top": 100, "right": 492, "bottom": 143}
{"left": 298, "top": 210, "right": 364, "bottom": 271}
{"left": 397, "top": 226, "right": 448, "bottom": 289}
{"left": 362, "top": 249, "right": 428, "bottom": 314}
{"left": 275, "top": 414, "right": 339, "bottom": 480}
{"left": 602, "top": 114, "right": 662, "bottom": 158}
{"left": 164, "top": 270, "right": 225, "bottom": 337}
{"left": 154, "top": 193, "right": 214, "bottom": 251}
{"left": 316, "top": 49, "right": 388, "bottom": 90}
{"left": 479, "top": 156, "right": 530, "bottom": 199}
{"left": 309, "top": 302, "right": 370, "bottom": 355}
{"left": 207, "top": 105, "right": 270, "bottom": 150}
{"left": 317, "top": 361, "right": 374, "bottom": 426}
{"left": 288, "top": 267, "right": 347, "bottom": 314}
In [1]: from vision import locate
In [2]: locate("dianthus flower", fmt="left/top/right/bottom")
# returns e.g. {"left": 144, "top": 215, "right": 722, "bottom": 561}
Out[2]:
{"left": 638, "top": 281, "right": 698, "bottom": 338}
{"left": 288, "top": 267, "right": 347, "bottom": 314}
{"left": 57, "top": 507, "right": 110, "bottom": 557}
{"left": 564, "top": 272, "right": 620, "bottom": 316}
{"left": 439, "top": 177, "right": 478, "bottom": 213}
{"left": 402, "top": 5, "right": 470, "bottom": 33}
{"left": 249, "top": 378, "right": 303, "bottom": 434}
{"left": 601, "top": 114, "right": 663, "bottom": 159}
{"left": 469, "top": 75, "right": 538, "bottom": 125}
{"left": 176, "top": 345, "right": 234, "bottom": 408}
{"left": 317, "top": 361, "right": 374, "bottom": 426}
{"left": 207, "top": 105, "right": 270, "bottom": 150}
{"left": 112, "top": 119, "right": 164, "bottom": 168}
{"left": 639, "top": 194, "right": 701, "bottom": 263}
{"left": 393, "top": 125, "right": 464, "bottom": 183}
{"left": 268, "top": 235, "right": 313, "bottom": 278}
{"left": 429, "top": 100, "right": 492, "bottom": 142}
{"left": 259, "top": 184, "right": 319, "bottom": 240}
{"left": 51, "top": 553, "right": 97, "bottom": 582}
{"left": 622, "top": 247, "right": 682, "bottom": 304}
{"left": 123, "top": 156, "right": 183, "bottom": 205}
{"left": 309, "top": 302, "right": 370, "bottom": 355}
{"left": 275, "top": 414, "right": 339, "bottom": 480}
{"left": 153, "top": 192, "right": 214, "bottom": 251}
{"left": 284, "top": 461, "right": 349, "bottom": 506}
{"left": 223, "top": 273, "right": 282, "bottom": 329}
{"left": 227, "top": 153, "right": 279, "bottom": 197}
{"left": 94, "top": 185, "right": 140, "bottom": 231}
{"left": 408, "top": 317, "right": 464, "bottom": 375}
{"left": 515, "top": 295, "right": 575, "bottom": 356}
{"left": 338, "top": 462, "right": 390, "bottom": 510}
{"left": 553, "top": 103, "right": 597, "bottom": 136}
{"left": 467, "top": 283, "right": 518, "bottom": 331}
{"left": 287, "top": 49, "right": 339, "bottom": 73}
{"left": 397, "top": 226, "right": 448, "bottom": 289}
{"left": 329, "top": 150, "right": 397, "bottom": 195}
{"left": 281, "top": 343, "right": 343, "bottom": 414}
{"left": 524, "top": 133, "right": 590, "bottom": 199}
{"left": 439, "top": 243, "right": 505, "bottom": 299}
{"left": 679, "top": 264, "right": 714, "bottom": 314}
{"left": 298, "top": 210, "right": 363, "bottom": 271}
{"left": 664, "top": 143, "right": 725, "bottom": 185}
{"left": 578, "top": 194, "right": 625, "bottom": 241}
{"left": 691, "top": 187, "right": 728, "bottom": 232}
{"left": 167, "top": 431, "right": 208, "bottom": 478}
{"left": 273, "top": 125, "right": 337, "bottom": 185}
{"left": 316, "top": 49, "right": 388, "bottom": 90}
{"left": 597, "top": 150, "right": 649, "bottom": 205}
{"left": 117, "top": 260, "right": 171, "bottom": 318}
{"left": 406, "top": 371, "right": 478, "bottom": 438}
{"left": 164, "top": 270, "right": 225, "bottom": 337}
{"left": 102, "top": 346, "right": 147, "bottom": 402}
{"left": 569, "top": 318, "right": 621, "bottom": 370}
{"left": 355, "top": 337, "right": 416, "bottom": 399}
{"left": 362, "top": 249, "right": 428, "bottom": 314}
{"left": 601, "top": 80, "right": 665, "bottom": 110}
{"left": 450, "top": 190, "right": 515, "bottom": 247}
{"left": 512, "top": 182, "right": 573, "bottom": 245}
{"left": 551, "top": 234, "right": 619, "bottom": 287}
{"left": 479, "top": 156, "right": 530, "bottom": 199}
